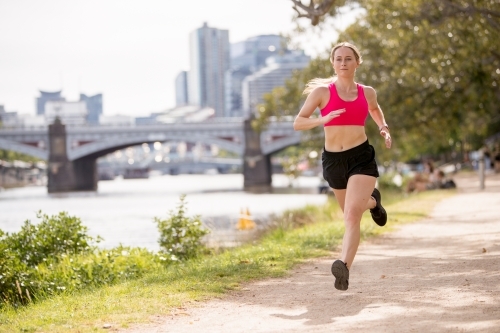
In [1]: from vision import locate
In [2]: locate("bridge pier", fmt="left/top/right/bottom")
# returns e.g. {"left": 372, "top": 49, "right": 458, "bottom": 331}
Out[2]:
{"left": 48, "top": 118, "right": 97, "bottom": 193}
{"left": 243, "top": 118, "right": 272, "bottom": 193}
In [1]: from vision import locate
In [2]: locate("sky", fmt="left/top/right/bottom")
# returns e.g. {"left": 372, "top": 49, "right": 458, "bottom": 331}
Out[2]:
{"left": 0, "top": 0, "right": 361, "bottom": 117}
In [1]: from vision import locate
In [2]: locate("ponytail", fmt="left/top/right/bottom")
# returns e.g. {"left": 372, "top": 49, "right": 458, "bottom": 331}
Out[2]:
{"left": 303, "top": 76, "right": 337, "bottom": 95}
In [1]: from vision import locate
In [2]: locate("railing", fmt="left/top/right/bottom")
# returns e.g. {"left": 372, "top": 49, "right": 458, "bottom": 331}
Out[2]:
{"left": 0, "top": 116, "right": 295, "bottom": 132}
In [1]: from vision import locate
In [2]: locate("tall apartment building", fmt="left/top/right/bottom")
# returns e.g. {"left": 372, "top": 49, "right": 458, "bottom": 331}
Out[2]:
{"left": 188, "top": 22, "right": 230, "bottom": 117}
{"left": 45, "top": 100, "right": 88, "bottom": 126}
{"left": 227, "top": 35, "right": 289, "bottom": 117}
{"left": 36, "top": 90, "right": 65, "bottom": 115}
{"left": 231, "top": 35, "right": 287, "bottom": 72}
{"left": 175, "top": 71, "right": 189, "bottom": 107}
{"left": 242, "top": 50, "right": 310, "bottom": 117}
{"left": 80, "top": 93, "right": 102, "bottom": 125}
{"left": 0, "top": 105, "right": 18, "bottom": 128}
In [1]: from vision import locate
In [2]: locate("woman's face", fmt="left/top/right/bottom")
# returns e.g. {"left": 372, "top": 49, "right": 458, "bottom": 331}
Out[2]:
{"left": 332, "top": 47, "right": 359, "bottom": 77}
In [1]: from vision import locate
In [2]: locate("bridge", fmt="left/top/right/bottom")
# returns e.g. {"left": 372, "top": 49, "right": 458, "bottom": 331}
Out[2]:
{"left": 0, "top": 118, "right": 300, "bottom": 193}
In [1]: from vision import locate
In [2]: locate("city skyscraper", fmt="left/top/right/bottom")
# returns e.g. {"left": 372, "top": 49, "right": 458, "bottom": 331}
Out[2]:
{"left": 188, "top": 22, "right": 229, "bottom": 117}
{"left": 227, "top": 34, "right": 289, "bottom": 117}
{"left": 175, "top": 71, "right": 189, "bottom": 107}
{"left": 80, "top": 93, "right": 102, "bottom": 125}
{"left": 45, "top": 100, "right": 88, "bottom": 126}
{"left": 231, "top": 35, "right": 287, "bottom": 73}
{"left": 0, "top": 105, "right": 18, "bottom": 128}
{"left": 242, "top": 50, "right": 310, "bottom": 117}
{"left": 36, "top": 90, "right": 65, "bottom": 115}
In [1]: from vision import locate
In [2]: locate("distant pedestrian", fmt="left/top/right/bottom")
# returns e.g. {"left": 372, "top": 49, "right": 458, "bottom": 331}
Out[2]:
{"left": 293, "top": 41, "right": 392, "bottom": 291}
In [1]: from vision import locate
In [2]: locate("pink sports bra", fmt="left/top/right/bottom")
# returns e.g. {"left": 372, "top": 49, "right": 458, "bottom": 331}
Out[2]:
{"left": 320, "top": 83, "right": 369, "bottom": 126}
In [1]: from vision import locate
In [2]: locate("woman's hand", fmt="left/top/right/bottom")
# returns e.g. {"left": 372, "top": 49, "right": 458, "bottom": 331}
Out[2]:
{"left": 380, "top": 128, "right": 392, "bottom": 148}
{"left": 321, "top": 108, "right": 345, "bottom": 124}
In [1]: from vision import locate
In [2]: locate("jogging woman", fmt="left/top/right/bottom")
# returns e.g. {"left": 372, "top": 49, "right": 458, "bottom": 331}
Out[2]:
{"left": 293, "top": 42, "right": 392, "bottom": 291}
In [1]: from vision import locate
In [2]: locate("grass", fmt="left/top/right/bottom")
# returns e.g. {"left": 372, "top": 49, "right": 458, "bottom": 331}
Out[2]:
{"left": 0, "top": 189, "right": 455, "bottom": 333}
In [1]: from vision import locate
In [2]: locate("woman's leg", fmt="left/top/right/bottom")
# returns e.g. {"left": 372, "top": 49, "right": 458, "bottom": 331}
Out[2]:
{"left": 332, "top": 187, "right": 376, "bottom": 213}
{"left": 332, "top": 188, "right": 346, "bottom": 212}
{"left": 338, "top": 175, "right": 376, "bottom": 269}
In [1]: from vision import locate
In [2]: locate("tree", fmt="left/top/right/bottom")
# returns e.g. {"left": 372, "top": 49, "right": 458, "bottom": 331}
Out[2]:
{"left": 290, "top": 0, "right": 500, "bottom": 32}
{"left": 258, "top": 0, "right": 500, "bottom": 163}
{"left": 0, "top": 150, "right": 40, "bottom": 163}
{"left": 338, "top": 0, "right": 500, "bottom": 160}
{"left": 291, "top": 0, "right": 350, "bottom": 26}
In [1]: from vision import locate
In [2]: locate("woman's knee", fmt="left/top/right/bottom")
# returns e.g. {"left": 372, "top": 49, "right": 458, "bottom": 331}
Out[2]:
{"left": 343, "top": 207, "right": 363, "bottom": 228}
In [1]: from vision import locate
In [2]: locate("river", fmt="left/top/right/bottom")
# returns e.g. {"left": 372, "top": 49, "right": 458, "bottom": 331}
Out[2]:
{"left": 0, "top": 174, "right": 328, "bottom": 250}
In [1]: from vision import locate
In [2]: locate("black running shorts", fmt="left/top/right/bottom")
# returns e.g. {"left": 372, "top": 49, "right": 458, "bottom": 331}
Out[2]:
{"left": 322, "top": 140, "right": 379, "bottom": 190}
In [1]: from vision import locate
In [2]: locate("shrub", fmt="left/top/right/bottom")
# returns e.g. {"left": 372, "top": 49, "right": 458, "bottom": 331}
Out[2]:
{"left": 0, "top": 212, "right": 161, "bottom": 308}
{"left": 1, "top": 211, "right": 102, "bottom": 306}
{"left": 0, "top": 237, "right": 32, "bottom": 306}
{"left": 0, "top": 200, "right": 212, "bottom": 308}
{"left": 4, "top": 211, "right": 101, "bottom": 268}
{"left": 154, "top": 195, "right": 210, "bottom": 261}
{"left": 29, "top": 246, "right": 162, "bottom": 297}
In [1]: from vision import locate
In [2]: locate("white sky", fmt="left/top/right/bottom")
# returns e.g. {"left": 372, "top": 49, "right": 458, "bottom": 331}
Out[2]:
{"left": 0, "top": 0, "right": 360, "bottom": 117}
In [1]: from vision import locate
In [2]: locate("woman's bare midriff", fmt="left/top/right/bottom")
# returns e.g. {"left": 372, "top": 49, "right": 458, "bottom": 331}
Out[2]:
{"left": 324, "top": 126, "right": 367, "bottom": 152}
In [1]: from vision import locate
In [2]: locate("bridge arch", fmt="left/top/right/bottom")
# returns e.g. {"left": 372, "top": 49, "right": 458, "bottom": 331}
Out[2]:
{"left": 1, "top": 120, "right": 301, "bottom": 192}
{"left": 68, "top": 133, "right": 243, "bottom": 161}
{"left": 261, "top": 135, "right": 301, "bottom": 156}
{"left": 0, "top": 138, "right": 48, "bottom": 160}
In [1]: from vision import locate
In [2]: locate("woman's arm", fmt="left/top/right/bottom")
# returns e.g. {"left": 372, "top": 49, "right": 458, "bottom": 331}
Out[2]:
{"left": 364, "top": 86, "right": 392, "bottom": 148}
{"left": 293, "top": 86, "right": 345, "bottom": 131}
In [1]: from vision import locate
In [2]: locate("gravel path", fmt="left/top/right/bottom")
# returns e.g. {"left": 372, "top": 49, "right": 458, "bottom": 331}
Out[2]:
{"left": 123, "top": 172, "right": 500, "bottom": 333}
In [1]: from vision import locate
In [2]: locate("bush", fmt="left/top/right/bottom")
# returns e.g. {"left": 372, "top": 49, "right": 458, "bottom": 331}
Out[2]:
{"left": 5, "top": 211, "right": 100, "bottom": 268}
{"left": 28, "top": 246, "right": 161, "bottom": 297}
{"left": 1, "top": 212, "right": 102, "bottom": 306}
{"left": 154, "top": 195, "right": 210, "bottom": 261}
{"left": 1, "top": 199, "right": 212, "bottom": 308}
{"left": 0, "top": 212, "right": 161, "bottom": 308}
{"left": 0, "top": 237, "right": 32, "bottom": 305}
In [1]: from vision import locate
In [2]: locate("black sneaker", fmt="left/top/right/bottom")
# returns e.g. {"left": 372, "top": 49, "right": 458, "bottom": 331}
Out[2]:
{"left": 331, "top": 260, "right": 349, "bottom": 291}
{"left": 370, "top": 188, "right": 387, "bottom": 226}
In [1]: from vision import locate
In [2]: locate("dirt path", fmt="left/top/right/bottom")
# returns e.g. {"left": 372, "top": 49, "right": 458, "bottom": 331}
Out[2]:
{"left": 123, "top": 173, "right": 500, "bottom": 333}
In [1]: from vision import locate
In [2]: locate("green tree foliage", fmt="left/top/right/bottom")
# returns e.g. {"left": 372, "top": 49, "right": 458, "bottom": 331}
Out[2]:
{"left": 291, "top": 0, "right": 352, "bottom": 26}
{"left": 341, "top": 0, "right": 500, "bottom": 160}
{"left": 261, "top": 0, "right": 500, "bottom": 163}
{"left": 0, "top": 150, "right": 41, "bottom": 163}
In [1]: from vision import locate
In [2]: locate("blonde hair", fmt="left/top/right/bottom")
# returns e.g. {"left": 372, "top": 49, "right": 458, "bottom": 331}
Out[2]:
{"left": 330, "top": 42, "right": 362, "bottom": 65}
{"left": 303, "top": 42, "right": 363, "bottom": 95}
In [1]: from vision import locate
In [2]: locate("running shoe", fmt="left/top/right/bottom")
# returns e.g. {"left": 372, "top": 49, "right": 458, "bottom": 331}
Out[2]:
{"left": 331, "top": 259, "right": 349, "bottom": 291}
{"left": 370, "top": 188, "right": 387, "bottom": 226}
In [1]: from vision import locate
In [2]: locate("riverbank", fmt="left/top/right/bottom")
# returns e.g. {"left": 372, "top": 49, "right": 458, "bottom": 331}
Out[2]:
{"left": 0, "top": 160, "right": 45, "bottom": 189}
{"left": 0, "top": 183, "right": 456, "bottom": 332}
{"left": 121, "top": 172, "right": 500, "bottom": 333}
{"left": 0, "top": 174, "right": 327, "bottom": 250}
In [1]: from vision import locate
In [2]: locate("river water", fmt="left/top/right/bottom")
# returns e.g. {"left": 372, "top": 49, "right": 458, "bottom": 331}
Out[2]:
{"left": 0, "top": 174, "right": 327, "bottom": 251}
